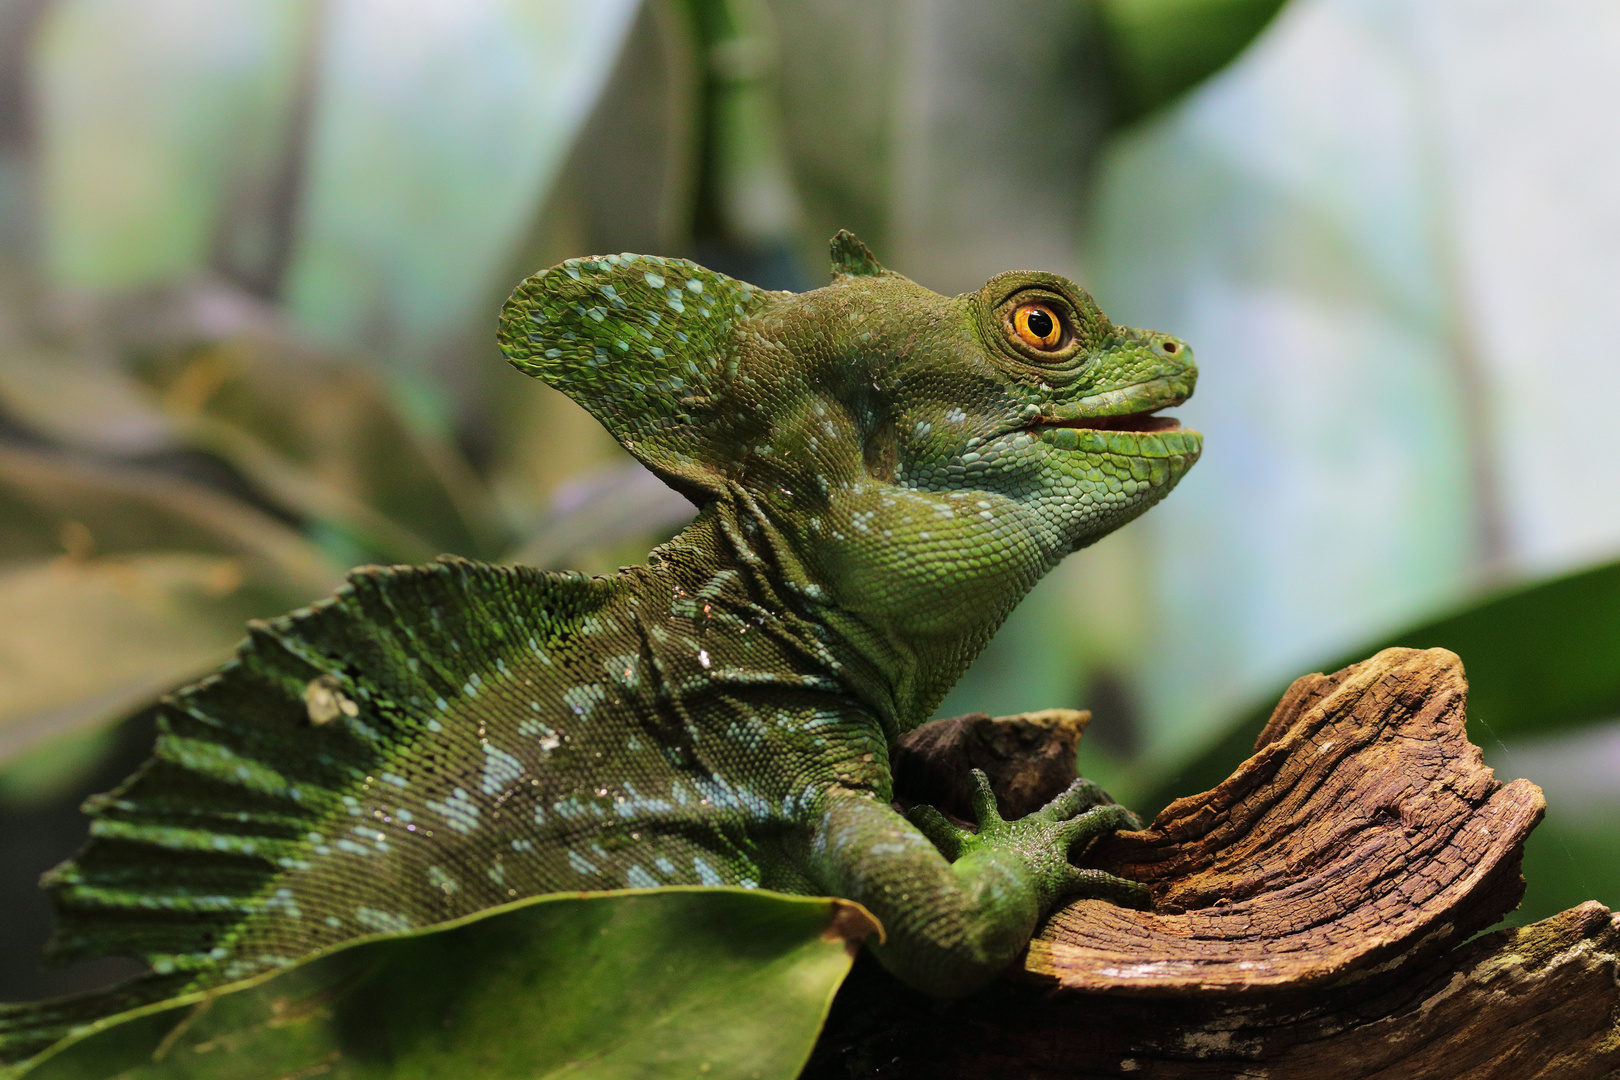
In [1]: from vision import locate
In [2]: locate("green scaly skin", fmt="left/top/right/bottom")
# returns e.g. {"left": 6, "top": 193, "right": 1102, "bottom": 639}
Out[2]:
{"left": 5, "top": 232, "right": 1198, "bottom": 1048}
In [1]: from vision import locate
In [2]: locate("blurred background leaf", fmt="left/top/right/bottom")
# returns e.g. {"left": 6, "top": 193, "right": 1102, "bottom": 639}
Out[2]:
{"left": 1, "top": 889, "right": 870, "bottom": 1080}
{"left": 1099, "top": 0, "right": 1293, "bottom": 121}
{"left": 1141, "top": 555, "right": 1620, "bottom": 810}
{"left": 1126, "top": 554, "right": 1620, "bottom": 927}
{"left": 0, "top": 443, "right": 339, "bottom": 772}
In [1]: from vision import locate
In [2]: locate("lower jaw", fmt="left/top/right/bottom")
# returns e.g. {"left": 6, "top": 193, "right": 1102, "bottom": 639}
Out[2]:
{"left": 1034, "top": 425, "right": 1202, "bottom": 458}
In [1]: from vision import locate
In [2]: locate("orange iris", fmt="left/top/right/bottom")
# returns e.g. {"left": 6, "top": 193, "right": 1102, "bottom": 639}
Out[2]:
{"left": 1012, "top": 303, "right": 1062, "bottom": 349}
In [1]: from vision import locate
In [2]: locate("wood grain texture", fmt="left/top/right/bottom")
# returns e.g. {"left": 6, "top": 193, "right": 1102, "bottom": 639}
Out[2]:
{"left": 1034, "top": 646, "right": 1543, "bottom": 994}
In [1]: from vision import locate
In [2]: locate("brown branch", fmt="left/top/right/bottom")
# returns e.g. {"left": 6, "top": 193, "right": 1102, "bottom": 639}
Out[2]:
{"left": 817, "top": 647, "right": 1619, "bottom": 1079}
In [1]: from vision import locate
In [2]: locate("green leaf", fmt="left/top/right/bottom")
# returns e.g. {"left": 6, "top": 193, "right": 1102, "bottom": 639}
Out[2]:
{"left": 1140, "top": 557, "right": 1620, "bottom": 813}
{"left": 1512, "top": 805, "right": 1620, "bottom": 928}
{"left": 2, "top": 889, "right": 876, "bottom": 1080}
{"left": 1098, "top": 0, "right": 1291, "bottom": 123}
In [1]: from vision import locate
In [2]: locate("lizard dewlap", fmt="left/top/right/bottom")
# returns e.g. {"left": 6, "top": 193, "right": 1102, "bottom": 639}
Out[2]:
{"left": 27, "top": 231, "right": 1200, "bottom": 1011}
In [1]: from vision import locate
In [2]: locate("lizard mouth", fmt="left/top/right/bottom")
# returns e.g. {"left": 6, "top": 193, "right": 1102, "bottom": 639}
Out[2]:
{"left": 1028, "top": 410, "right": 1181, "bottom": 434}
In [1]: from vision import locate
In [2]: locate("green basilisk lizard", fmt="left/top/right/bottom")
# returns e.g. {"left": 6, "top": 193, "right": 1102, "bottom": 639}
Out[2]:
{"left": 23, "top": 232, "right": 1199, "bottom": 1011}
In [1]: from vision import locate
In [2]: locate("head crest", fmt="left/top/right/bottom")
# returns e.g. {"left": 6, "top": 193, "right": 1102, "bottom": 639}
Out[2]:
{"left": 498, "top": 253, "right": 771, "bottom": 503}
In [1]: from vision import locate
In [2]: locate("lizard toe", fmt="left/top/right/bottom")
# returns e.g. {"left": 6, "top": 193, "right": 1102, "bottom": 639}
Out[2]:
{"left": 1057, "top": 867, "right": 1152, "bottom": 909}
{"left": 1038, "top": 777, "right": 1113, "bottom": 822}
{"left": 908, "top": 804, "right": 970, "bottom": 860}
{"left": 968, "top": 768, "right": 1006, "bottom": 830}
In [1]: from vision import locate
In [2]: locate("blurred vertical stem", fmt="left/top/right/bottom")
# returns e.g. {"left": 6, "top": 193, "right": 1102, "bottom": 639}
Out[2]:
{"left": 217, "top": 0, "right": 326, "bottom": 301}
{"left": 682, "top": 0, "right": 806, "bottom": 284}
{"left": 1402, "top": 12, "right": 1508, "bottom": 585}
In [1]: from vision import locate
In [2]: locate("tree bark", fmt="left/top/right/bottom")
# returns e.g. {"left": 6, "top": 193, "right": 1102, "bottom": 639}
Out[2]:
{"left": 812, "top": 648, "right": 1619, "bottom": 1079}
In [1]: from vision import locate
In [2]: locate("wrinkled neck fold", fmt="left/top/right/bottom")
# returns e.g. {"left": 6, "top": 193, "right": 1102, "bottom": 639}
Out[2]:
{"left": 655, "top": 486, "right": 1006, "bottom": 743}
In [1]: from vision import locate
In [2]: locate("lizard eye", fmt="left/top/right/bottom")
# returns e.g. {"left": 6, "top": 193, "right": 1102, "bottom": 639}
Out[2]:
{"left": 1010, "top": 303, "right": 1064, "bottom": 351}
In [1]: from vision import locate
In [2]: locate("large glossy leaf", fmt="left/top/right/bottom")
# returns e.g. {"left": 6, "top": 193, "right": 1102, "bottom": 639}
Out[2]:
{"left": 1, "top": 889, "right": 876, "bottom": 1080}
{"left": 1139, "top": 557, "right": 1620, "bottom": 812}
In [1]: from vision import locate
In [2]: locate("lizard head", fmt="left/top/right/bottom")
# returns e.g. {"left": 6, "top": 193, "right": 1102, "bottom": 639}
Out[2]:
{"left": 499, "top": 233, "right": 1199, "bottom": 641}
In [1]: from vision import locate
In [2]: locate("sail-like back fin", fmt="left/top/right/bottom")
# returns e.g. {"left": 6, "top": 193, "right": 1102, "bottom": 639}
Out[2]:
{"left": 38, "top": 558, "right": 614, "bottom": 986}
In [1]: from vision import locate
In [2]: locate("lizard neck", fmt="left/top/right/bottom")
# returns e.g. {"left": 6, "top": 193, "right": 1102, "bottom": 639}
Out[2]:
{"left": 650, "top": 485, "right": 1019, "bottom": 741}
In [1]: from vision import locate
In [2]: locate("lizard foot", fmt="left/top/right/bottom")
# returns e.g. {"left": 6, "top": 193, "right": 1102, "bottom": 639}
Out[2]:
{"left": 908, "top": 769, "right": 1150, "bottom": 910}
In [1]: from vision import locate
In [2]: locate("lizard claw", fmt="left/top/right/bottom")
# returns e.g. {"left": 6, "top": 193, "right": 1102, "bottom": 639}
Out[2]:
{"left": 1059, "top": 866, "right": 1152, "bottom": 909}
{"left": 1037, "top": 777, "right": 1111, "bottom": 822}
{"left": 909, "top": 769, "right": 1150, "bottom": 912}
{"left": 906, "top": 770, "right": 1007, "bottom": 861}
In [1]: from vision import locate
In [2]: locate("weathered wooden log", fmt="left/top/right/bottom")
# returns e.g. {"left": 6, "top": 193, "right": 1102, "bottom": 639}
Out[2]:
{"left": 890, "top": 706, "right": 1096, "bottom": 821}
{"left": 816, "top": 647, "right": 1618, "bottom": 1079}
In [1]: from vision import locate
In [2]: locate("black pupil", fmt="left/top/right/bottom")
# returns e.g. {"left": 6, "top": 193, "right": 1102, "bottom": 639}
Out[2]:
{"left": 1026, "top": 308, "right": 1055, "bottom": 340}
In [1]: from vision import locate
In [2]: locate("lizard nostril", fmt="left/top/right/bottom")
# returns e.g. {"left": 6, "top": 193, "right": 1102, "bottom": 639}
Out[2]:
{"left": 1162, "top": 341, "right": 1179, "bottom": 354}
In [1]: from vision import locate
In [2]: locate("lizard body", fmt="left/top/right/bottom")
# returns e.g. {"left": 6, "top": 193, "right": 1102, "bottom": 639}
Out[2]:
{"left": 34, "top": 233, "right": 1199, "bottom": 1002}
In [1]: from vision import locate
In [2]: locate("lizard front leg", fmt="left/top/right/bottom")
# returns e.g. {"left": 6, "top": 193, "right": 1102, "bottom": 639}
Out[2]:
{"left": 807, "top": 772, "right": 1146, "bottom": 997}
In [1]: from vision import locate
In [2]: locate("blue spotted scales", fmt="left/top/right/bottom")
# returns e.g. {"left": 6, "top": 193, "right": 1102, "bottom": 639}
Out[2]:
{"left": 10, "top": 232, "right": 1200, "bottom": 1033}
